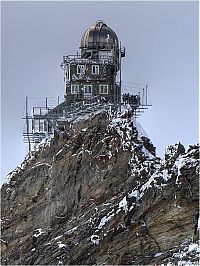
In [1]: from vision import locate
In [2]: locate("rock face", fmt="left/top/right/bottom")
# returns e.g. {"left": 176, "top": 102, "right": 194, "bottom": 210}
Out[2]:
{"left": 1, "top": 109, "right": 199, "bottom": 265}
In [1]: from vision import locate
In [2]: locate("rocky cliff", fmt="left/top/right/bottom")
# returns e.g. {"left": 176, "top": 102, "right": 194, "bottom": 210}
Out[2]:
{"left": 1, "top": 108, "right": 199, "bottom": 265}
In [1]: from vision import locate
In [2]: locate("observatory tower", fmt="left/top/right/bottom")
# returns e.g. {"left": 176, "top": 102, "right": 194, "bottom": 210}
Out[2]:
{"left": 61, "top": 20, "right": 125, "bottom": 105}
{"left": 23, "top": 21, "right": 151, "bottom": 150}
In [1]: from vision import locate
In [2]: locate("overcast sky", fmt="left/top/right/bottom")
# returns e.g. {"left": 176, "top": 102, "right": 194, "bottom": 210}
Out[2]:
{"left": 1, "top": 1, "right": 199, "bottom": 180}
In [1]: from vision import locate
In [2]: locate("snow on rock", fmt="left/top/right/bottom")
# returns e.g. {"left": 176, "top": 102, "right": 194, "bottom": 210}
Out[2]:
{"left": 151, "top": 239, "right": 200, "bottom": 266}
{"left": 33, "top": 228, "right": 44, "bottom": 238}
{"left": 65, "top": 226, "right": 78, "bottom": 235}
{"left": 55, "top": 148, "right": 65, "bottom": 157}
{"left": 128, "top": 189, "right": 139, "bottom": 200}
{"left": 174, "top": 156, "right": 198, "bottom": 184}
{"left": 165, "top": 240, "right": 200, "bottom": 266}
{"left": 154, "top": 252, "right": 164, "bottom": 257}
{"left": 139, "top": 173, "right": 161, "bottom": 197}
{"left": 36, "top": 134, "right": 54, "bottom": 148}
{"left": 118, "top": 196, "right": 128, "bottom": 213}
{"left": 185, "top": 144, "right": 199, "bottom": 157}
{"left": 162, "top": 169, "right": 170, "bottom": 182}
{"left": 57, "top": 242, "right": 66, "bottom": 249}
{"left": 31, "top": 162, "right": 52, "bottom": 170}
{"left": 1, "top": 104, "right": 199, "bottom": 265}
{"left": 108, "top": 150, "right": 113, "bottom": 159}
{"left": 51, "top": 235, "right": 63, "bottom": 242}
{"left": 175, "top": 157, "right": 197, "bottom": 176}
{"left": 90, "top": 235, "right": 100, "bottom": 245}
{"left": 3, "top": 167, "right": 22, "bottom": 186}
{"left": 98, "top": 210, "right": 115, "bottom": 229}
{"left": 188, "top": 243, "right": 199, "bottom": 253}
{"left": 142, "top": 146, "right": 155, "bottom": 159}
{"left": 89, "top": 209, "right": 116, "bottom": 245}
{"left": 177, "top": 261, "right": 197, "bottom": 266}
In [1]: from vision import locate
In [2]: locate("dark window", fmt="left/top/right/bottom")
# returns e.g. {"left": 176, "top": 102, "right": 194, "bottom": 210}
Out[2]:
{"left": 99, "top": 85, "right": 108, "bottom": 94}
{"left": 77, "top": 65, "right": 85, "bottom": 74}
{"left": 71, "top": 84, "right": 79, "bottom": 94}
{"left": 84, "top": 85, "right": 92, "bottom": 93}
{"left": 92, "top": 65, "right": 99, "bottom": 74}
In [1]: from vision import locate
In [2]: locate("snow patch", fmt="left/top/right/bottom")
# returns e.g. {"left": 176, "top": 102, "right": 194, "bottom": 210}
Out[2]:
{"left": 65, "top": 226, "right": 78, "bottom": 234}
{"left": 177, "top": 261, "right": 197, "bottom": 266}
{"left": 188, "top": 243, "right": 199, "bottom": 253}
{"left": 58, "top": 242, "right": 66, "bottom": 249}
{"left": 118, "top": 196, "right": 128, "bottom": 213}
{"left": 51, "top": 235, "right": 63, "bottom": 241}
{"left": 31, "top": 162, "right": 52, "bottom": 170}
{"left": 162, "top": 169, "right": 170, "bottom": 181}
{"left": 139, "top": 174, "right": 160, "bottom": 197}
{"left": 33, "top": 228, "right": 44, "bottom": 238}
{"left": 98, "top": 211, "right": 115, "bottom": 229}
{"left": 128, "top": 190, "right": 139, "bottom": 200}
{"left": 90, "top": 235, "right": 100, "bottom": 245}
{"left": 142, "top": 146, "right": 154, "bottom": 159}
{"left": 154, "top": 252, "right": 164, "bottom": 257}
{"left": 55, "top": 148, "right": 64, "bottom": 157}
{"left": 175, "top": 157, "right": 197, "bottom": 184}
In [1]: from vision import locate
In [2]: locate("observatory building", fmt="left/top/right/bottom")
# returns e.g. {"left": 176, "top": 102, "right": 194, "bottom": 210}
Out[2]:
{"left": 23, "top": 21, "right": 151, "bottom": 150}
{"left": 61, "top": 20, "right": 125, "bottom": 105}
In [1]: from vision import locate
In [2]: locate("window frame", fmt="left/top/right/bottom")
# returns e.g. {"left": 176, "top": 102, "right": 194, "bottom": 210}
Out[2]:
{"left": 71, "top": 84, "right": 79, "bottom": 94}
{"left": 92, "top": 65, "right": 99, "bottom": 75}
{"left": 84, "top": 84, "right": 93, "bottom": 94}
{"left": 99, "top": 84, "right": 109, "bottom": 94}
{"left": 77, "top": 65, "right": 85, "bottom": 75}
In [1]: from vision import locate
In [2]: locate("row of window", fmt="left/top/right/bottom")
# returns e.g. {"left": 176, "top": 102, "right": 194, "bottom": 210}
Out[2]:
{"left": 77, "top": 65, "right": 99, "bottom": 75}
{"left": 71, "top": 84, "right": 109, "bottom": 94}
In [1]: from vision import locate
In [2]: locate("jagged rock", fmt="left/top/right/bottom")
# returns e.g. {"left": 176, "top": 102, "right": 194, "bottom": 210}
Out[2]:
{"left": 1, "top": 109, "right": 199, "bottom": 265}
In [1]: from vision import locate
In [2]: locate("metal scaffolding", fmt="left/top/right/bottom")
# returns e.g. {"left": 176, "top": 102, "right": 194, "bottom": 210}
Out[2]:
{"left": 23, "top": 85, "right": 152, "bottom": 151}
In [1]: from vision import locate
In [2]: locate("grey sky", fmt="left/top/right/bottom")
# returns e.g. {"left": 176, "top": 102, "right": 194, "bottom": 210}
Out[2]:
{"left": 1, "top": 1, "right": 199, "bottom": 179}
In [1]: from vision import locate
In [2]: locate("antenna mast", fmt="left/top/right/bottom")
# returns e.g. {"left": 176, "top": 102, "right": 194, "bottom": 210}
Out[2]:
{"left": 25, "top": 97, "right": 31, "bottom": 152}
{"left": 119, "top": 41, "right": 122, "bottom": 112}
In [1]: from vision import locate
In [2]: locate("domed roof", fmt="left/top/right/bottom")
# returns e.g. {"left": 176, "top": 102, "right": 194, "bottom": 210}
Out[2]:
{"left": 80, "top": 20, "right": 119, "bottom": 50}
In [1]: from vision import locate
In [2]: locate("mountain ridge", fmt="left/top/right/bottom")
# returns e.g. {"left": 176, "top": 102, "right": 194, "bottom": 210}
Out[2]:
{"left": 1, "top": 108, "right": 199, "bottom": 265}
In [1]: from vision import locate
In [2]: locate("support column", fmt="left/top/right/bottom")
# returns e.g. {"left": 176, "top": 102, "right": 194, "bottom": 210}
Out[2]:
{"left": 26, "top": 97, "right": 31, "bottom": 152}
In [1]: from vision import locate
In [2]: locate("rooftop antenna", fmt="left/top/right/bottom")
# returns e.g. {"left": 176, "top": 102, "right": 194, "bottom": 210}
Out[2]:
{"left": 25, "top": 97, "right": 31, "bottom": 152}
{"left": 119, "top": 41, "right": 122, "bottom": 112}
{"left": 145, "top": 84, "right": 148, "bottom": 106}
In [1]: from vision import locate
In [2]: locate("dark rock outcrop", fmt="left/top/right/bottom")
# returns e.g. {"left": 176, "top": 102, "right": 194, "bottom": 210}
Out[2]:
{"left": 1, "top": 110, "right": 199, "bottom": 265}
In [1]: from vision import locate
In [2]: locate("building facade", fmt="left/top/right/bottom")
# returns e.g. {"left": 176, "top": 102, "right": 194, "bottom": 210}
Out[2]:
{"left": 61, "top": 20, "right": 125, "bottom": 105}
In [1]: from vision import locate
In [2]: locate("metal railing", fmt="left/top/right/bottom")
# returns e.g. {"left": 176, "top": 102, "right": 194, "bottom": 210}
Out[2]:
{"left": 62, "top": 55, "right": 116, "bottom": 65}
{"left": 23, "top": 87, "right": 152, "bottom": 148}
